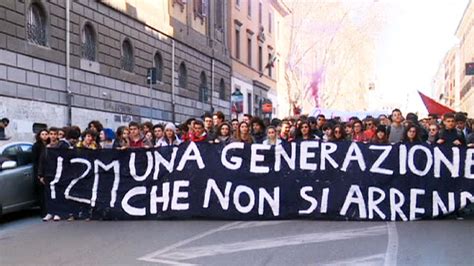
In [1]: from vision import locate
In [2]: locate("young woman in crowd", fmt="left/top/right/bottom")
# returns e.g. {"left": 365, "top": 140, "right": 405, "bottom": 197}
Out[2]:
{"left": 232, "top": 121, "right": 253, "bottom": 144}
{"left": 99, "top": 128, "right": 115, "bottom": 149}
{"left": 113, "top": 126, "right": 130, "bottom": 150}
{"left": 58, "top": 127, "right": 66, "bottom": 140}
{"left": 142, "top": 121, "right": 153, "bottom": 135}
{"left": 87, "top": 120, "right": 103, "bottom": 144}
{"left": 145, "top": 131, "right": 154, "bottom": 146}
{"left": 263, "top": 126, "right": 281, "bottom": 145}
{"left": 76, "top": 130, "right": 99, "bottom": 149}
{"left": 214, "top": 122, "right": 232, "bottom": 144}
{"left": 329, "top": 124, "right": 346, "bottom": 142}
{"left": 426, "top": 124, "right": 440, "bottom": 145}
{"left": 402, "top": 124, "right": 422, "bottom": 144}
{"left": 371, "top": 125, "right": 388, "bottom": 144}
{"left": 344, "top": 123, "right": 353, "bottom": 141}
{"left": 352, "top": 120, "right": 367, "bottom": 142}
{"left": 32, "top": 129, "right": 49, "bottom": 221}
{"left": 296, "top": 121, "right": 315, "bottom": 141}
{"left": 156, "top": 123, "right": 182, "bottom": 147}
{"left": 322, "top": 124, "right": 333, "bottom": 142}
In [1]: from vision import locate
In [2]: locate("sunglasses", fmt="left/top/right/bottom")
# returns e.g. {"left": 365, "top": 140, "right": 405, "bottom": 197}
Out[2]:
{"left": 429, "top": 128, "right": 437, "bottom": 132}
{"left": 334, "top": 130, "right": 341, "bottom": 134}
{"left": 367, "top": 123, "right": 373, "bottom": 126}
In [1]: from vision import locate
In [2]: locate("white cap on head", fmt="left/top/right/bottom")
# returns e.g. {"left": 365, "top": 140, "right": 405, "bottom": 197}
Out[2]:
{"left": 165, "top": 122, "right": 176, "bottom": 132}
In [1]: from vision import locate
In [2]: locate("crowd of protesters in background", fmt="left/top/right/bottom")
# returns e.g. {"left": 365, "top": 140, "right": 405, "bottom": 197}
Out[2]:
{"left": 23, "top": 109, "right": 474, "bottom": 221}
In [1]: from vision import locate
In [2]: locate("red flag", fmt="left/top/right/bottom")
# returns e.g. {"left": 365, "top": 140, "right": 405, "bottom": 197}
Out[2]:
{"left": 418, "top": 91, "right": 455, "bottom": 115}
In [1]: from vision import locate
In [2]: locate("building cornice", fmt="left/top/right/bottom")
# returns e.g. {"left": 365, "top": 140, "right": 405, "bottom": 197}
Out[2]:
{"left": 270, "top": 0, "right": 292, "bottom": 17}
{"left": 455, "top": 0, "right": 472, "bottom": 36}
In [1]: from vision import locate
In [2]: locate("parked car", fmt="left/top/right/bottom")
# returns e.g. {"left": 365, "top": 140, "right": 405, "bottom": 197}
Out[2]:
{"left": 0, "top": 141, "right": 37, "bottom": 216}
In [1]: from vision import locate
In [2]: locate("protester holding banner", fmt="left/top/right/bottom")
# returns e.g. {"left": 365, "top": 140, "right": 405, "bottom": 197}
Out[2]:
{"left": 112, "top": 126, "right": 130, "bottom": 150}
{"left": 437, "top": 113, "right": 465, "bottom": 146}
{"left": 213, "top": 122, "right": 232, "bottom": 145}
{"left": 99, "top": 128, "right": 116, "bottom": 149}
{"left": 330, "top": 124, "right": 346, "bottom": 142}
{"left": 232, "top": 121, "right": 253, "bottom": 144}
{"left": 156, "top": 123, "right": 181, "bottom": 147}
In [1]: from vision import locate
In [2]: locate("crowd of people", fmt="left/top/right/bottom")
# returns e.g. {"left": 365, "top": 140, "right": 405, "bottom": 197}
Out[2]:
{"left": 25, "top": 109, "right": 474, "bottom": 221}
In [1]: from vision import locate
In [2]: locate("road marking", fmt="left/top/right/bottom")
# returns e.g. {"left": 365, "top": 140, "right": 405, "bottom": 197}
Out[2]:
{"left": 384, "top": 222, "right": 399, "bottom": 266}
{"left": 222, "top": 220, "right": 293, "bottom": 231}
{"left": 322, "top": 253, "right": 386, "bottom": 265}
{"left": 143, "top": 225, "right": 387, "bottom": 263}
{"left": 138, "top": 221, "right": 242, "bottom": 262}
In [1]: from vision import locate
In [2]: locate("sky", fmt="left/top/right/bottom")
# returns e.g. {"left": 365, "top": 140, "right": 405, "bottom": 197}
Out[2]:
{"left": 372, "top": 0, "right": 469, "bottom": 114}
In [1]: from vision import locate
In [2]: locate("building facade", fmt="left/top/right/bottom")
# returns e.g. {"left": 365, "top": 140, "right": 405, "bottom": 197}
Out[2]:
{"left": 0, "top": 0, "right": 231, "bottom": 140}
{"left": 456, "top": 0, "right": 474, "bottom": 116}
{"left": 432, "top": 46, "right": 461, "bottom": 111}
{"left": 228, "top": 0, "right": 289, "bottom": 120}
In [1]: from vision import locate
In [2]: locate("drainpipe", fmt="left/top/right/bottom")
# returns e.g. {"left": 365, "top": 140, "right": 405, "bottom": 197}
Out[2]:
{"left": 66, "top": 0, "right": 72, "bottom": 126}
{"left": 171, "top": 39, "right": 176, "bottom": 124}
{"left": 211, "top": 58, "right": 215, "bottom": 112}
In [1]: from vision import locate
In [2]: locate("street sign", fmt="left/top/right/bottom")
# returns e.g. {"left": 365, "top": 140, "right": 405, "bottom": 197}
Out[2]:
{"left": 466, "top": 62, "right": 474, "bottom": 76}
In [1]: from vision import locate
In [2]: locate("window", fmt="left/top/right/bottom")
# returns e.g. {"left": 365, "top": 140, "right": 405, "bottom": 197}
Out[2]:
{"left": 268, "top": 52, "right": 273, "bottom": 77}
{"left": 154, "top": 52, "right": 163, "bottom": 82}
{"left": 27, "top": 3, "right": 47, "bottom": 46}
{"left": 194, "top": 0, "right": 207, "bottom": 18}
{"left": 268, "top": 12, "right": 273, "bottom": 34}
{"left": 258, "top": 2, "right": 263, "bottom": 24}
{"left": 178, "top": 62, "right": 187, "bottom": 88}
{"left": 247, "top": 92, "right": 252, "bottom": 114}
{"left": 247, "top": 1, "right": 252, "bottom": 17}
{"left": 121, "top": 39, "right": 134, "bottom": 72}
{"left": 219, "top": 78, "right": 226, "bottom": 100}
{"left": 215, "top": 0, "right": 224, "bottom": 30}
{"left": 236, "top": 0, "right": 240, "bottom": 8}
{"left": 247, "top": 36, "right": 252, "bottom": 66}
{"left": 199, "top": 72, "right": 208, "bottom": 103}
{"left": 235, "top": 28, "right": 240, "bottom": 60}
{"left": 258, "top": 45, "right": 263, "bottom": 72}
{"left": 81, "top": 23, "right": 96, "bottom": 61}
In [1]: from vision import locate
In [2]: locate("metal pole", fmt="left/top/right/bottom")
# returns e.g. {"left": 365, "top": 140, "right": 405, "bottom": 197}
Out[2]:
{"left": 171, "top": 40, "right": 176, "bottom": 124}
{"left": 211, "top": 58, "right": 215, "bottom": 112}
{"left": 149, "top": 68, "right": 153, "bottom": 121}
{"left": 66, "top": 0, "right": 72, "bottom": 126}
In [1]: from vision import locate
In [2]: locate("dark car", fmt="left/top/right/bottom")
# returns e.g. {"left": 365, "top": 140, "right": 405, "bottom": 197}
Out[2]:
{"left": 0, "top": 141, "right": 36, "bottom": 215}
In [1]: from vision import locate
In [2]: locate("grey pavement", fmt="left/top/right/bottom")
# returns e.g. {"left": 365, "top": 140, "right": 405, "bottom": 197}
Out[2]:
{"left": 0, "top": 211, "right": 473, "bottom": 266}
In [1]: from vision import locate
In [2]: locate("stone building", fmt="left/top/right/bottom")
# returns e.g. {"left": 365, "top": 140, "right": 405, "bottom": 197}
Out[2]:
{"left": 228, "top": 0, "right": 290, "bottom": 120}
{"left": 456, "top": 0, "right": 474, "bottom": 116}
{"left": 0, "top": 0, "right": 231, "bottom": 140}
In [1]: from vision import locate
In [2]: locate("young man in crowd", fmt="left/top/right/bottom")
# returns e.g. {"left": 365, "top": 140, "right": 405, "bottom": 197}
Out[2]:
{"left": 203, "top": 113, "right": 216, "bottom": 141}
{"left": 190, "top": 120, "right": 208, "bottom": 142}
{"left": 0, "top": 117, "right": 9, "bottom": 139}
{"left": 213, "top": 111, "right": 225, "bottom": 127}
{"left": 128, "top": 121, "right": 151, "bottom": 148}
{"left": 242, "top": 114, "right": 252, "bottom": 124}
{"left": 251, "top": 117, "right": 266, "bottom": 143}
{"left": 57, "top": 127, "right": 81, "bottom": 149}
{"left": 437, "top": 113, "right": 465, "bottom": 146}
{"left": 388, "top": 108, "right": 405, "bottom": 143}
{"left": 279, "top": 120, "right": 293, "bottom": 142}
{"left": 455, "top": 112, "right": 471, "bottom": 138}
{"left": 231, "top": 119, "right": 239, "bottom": 134}
{"left": 363, "top": 117, "right": 377, "bottom": 140}
{"left": 47, "top": 127, "right": 60, "bottom": 148}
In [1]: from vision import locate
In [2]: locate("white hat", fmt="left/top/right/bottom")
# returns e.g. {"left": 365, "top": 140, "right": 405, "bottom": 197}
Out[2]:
{"left": 165, "top": 122, "right": 176, "bottom": 131}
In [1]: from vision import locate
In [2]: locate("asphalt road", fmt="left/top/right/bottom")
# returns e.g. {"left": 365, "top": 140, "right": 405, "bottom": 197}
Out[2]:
{"left": 1, "top": 210, "right": 473, "bottom": 266}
